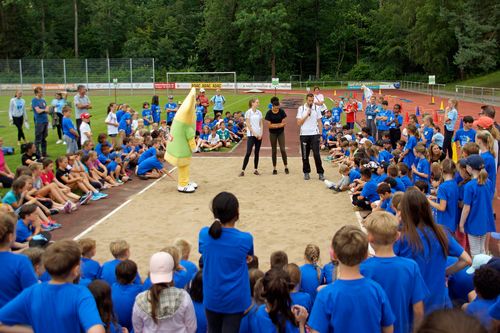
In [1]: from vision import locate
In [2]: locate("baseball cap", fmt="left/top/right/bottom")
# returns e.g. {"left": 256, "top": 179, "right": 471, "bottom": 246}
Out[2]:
{"left": 473, "top": 116, "right": 494, "bottom": 128}
{"left": 149, "top": 252, "right": 174, "bottom": 284}
{"left": 465, "top": 154, "right": 484, "bottom": 170}
{"left": 81, "top": 113, "right": 92, "bottom": 119}
{"left": 466, "top": 254, "right": 492, "bottom": 274}
{"left": 199, "top": 88, "right": 205, "bottom": 93}
{"left": 343, "top": 134, "right": 352, "bottom": 141}
{"left": 458, "top": 158, "right": 468, "bottom": 168}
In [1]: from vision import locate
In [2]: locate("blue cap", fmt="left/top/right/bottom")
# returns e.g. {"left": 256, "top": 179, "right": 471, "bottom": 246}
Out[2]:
{"left": 465, "top": 154, "right": 484, "bottom": 170}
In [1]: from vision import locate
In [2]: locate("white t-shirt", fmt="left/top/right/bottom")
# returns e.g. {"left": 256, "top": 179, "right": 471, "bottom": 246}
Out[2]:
{"left": 314, "top": 93, "right": 327, "bottom": 111}
{"left": 208, "top": 133, "right": 220, "bottom": 145}
{"left": 297, "top": 104, "right": 322, "bottom": 135}
{"left": 245, "top": 109, "right": 263, "bottom": 137}
{"left": 80, "top": 122, "right": 92, "bottom": 145}
{"left": 105, "top": 112, "right": 118, "bottom": 135}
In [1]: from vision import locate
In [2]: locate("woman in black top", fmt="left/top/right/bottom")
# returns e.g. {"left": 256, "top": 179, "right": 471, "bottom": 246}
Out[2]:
{"left": 265, "top": 97, "right": 288, "bottom": 174}
{"left": 21, "top": 142, "right": 41, "bottom": 166}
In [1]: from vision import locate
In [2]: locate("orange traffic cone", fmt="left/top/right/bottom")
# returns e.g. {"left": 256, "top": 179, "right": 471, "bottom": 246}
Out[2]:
{"left": 439, "top": 100, "right": 444, "bottom": 110}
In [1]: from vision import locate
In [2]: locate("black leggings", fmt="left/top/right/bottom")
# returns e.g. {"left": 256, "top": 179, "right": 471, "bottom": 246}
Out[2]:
{"left": 55, "top": 113, "right": 63, "bottom": 140}
{"left": 242, "top": 136, "right": 261, "bottom": 170}
{"left": 443, "top": 128, "right": 454, "bottom": 159}
{"left": 269, "top": 131, "right": 287, "bottom": 167}
{"left": 12, "top": 116, "right": 26, "bottom": 141}
{"left": 0, "top": 175, "right": 13, "bottom": 188}
{"left": 205, "top": 309, "right": 243, "bottom": 333}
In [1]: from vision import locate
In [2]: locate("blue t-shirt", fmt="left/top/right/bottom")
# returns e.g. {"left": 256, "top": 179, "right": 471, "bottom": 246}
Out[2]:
{"left": 414, "top": 157, "right": 430, "bottom": 185}
{"left": 62, "top": 117, "right": 77, "bottom": 140}
{"left": 445, "top": 108, "right": 458, "bottom": 131}
{"left": 200, "top": 133, "right": 210, "bottom": 141}
{"left": 361, "top": 256, "right": 429, "bottom": 333}
{"left": 394, "top": 227, "right": 464, "bottom": 313}
{"left": 433, "top": 132, "right": 444, "bottom": 147}
{"left": 199, "top": 226, "right": 254, "bottom": 313}
{"left": 193, "top": 301, "right": 207, "bottom": 333}
{"left": 394, "top": 177, "right": 406, "bottom": 192}
{"left": 377, "top": 109, "right": 390, "bottom": 131}
{"left": 98, "top": 152, "right": 110, "bottom": 165}
{"left": 81, "top": 257, "right": 101, "bottom": 281}
{"left": 454, "top": 128, "right": 476, "bottom": 147}
{"left": 211, "top": 95, "right": 225, "bottom": 111}
{"left": 378, "top": 150, "right": 392, "bottom": 164}
{"left": 466, "top": 298, "right": 496, "bottom": 329}
{"left": 388, "top": 112, "right": 403, "bottom": 129}
{"left": 446, "top": 257, "right": 474, "bottom": 305}
{"left": 118, "top": 113, "right": 131, "bottom": 135}
{"left": 98, "top": 259, "right": 141, "bottom": 286}
{"left": 380, "top": 197, "right": 396, "bottom": 215}
{"left": 137, "top": 156, "right": 163, "bottom": 176}
{"left": 481, "top": 151, "right": 496, "bottom": 194}
{"left": 15, "top": 219, "right": 32, "bottom": 243}
{"left": 165, "top": 102, "right": 178, "bottom": 122}
{"left": 196, "top": 105, "right": 205, "bottom": 122}
{"left": 142, "top": 109, "right": 153, "bottom": 126}
{"left": 1, "top": 190, "right": 17, "bottom": 205}
{"left": 308, "top": 278, "right": 395, "bottom": 333}
{"left": 436, "top": 180, "right": 459, "bottom": 232}
{"left": 463, "top": 178, "right": 495, "bottom": 236}
{"left": 254, "top": 304, "right": 299, "bottom": 333}
{"left": 320, "top": 262, "right": 337, "bottom": 285}
{"left": 331, "top": 107, "right": 342, "bottom": 123}
{"left": 111, "top": 283, "right": 143, "bottom": 332}
{"left": 138, "top": 147, "right": 157, "bottom": 165}
{"left": 422, "top": 127, "right": 434, "bottom": 147}
{"left": 403, "top": 136, "right": 417, "bottom": 167}
{"left": 349, "top": 169, "right": 361, "bottom": 183}
{"left": 489, "top": 297, "right": 500, "bottom": 320}
{"left": 31, "top": 97, "right": 48, "bottom": 124}
{"left": 300, "top": 263, "right": 321, "bottom": 302}
{"left": 291, "top": 291, "right": 313, "bottom": 312}
{"left": 361, "top": 179, "right": 380, "bottom": 203}
{"left": 116, "top": 110, "right": 125, "bottom": 123}
{"left": 0, "top": 252, "right": 37, "bottom": 309}
{"left": 151, "top": 104, "right": 161, "bottom": 123}
{"left": 400, "top": 175, "right": 413, "bottom": 190}
{"left": 0, "top": 282, "right": 102, "bottom": 332}
{"left": 174, "top": 269, "right": 191, "bottom": 289}
{"left": 180, "top": 259, "right": 198, "bottom": 282}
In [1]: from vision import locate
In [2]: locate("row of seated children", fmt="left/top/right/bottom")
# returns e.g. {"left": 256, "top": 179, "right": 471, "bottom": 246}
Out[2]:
{"left": 1, "top": 195, "right": 498, "bottom": 333}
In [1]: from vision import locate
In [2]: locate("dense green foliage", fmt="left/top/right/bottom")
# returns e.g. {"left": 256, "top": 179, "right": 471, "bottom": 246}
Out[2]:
{"left": 0, "top": 0, "right": 498, "bottom": 82}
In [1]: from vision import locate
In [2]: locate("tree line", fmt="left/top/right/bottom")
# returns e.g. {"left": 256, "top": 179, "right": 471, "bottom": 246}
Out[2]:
{"left": 0, "top": 0, "right": 498, "bottom": 82}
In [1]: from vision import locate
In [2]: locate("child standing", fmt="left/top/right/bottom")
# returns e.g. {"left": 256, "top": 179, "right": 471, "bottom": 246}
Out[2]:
{"left": 174, "top": 238, "right": 199, "bottom": 282}
{"left": 428, "top": 159, "right": 459, "bottom": 233}
{"left": 189, "top": 271, "right": 207, "bottom": 333}
{"left": 142, "top": 102, "right": 153, "bottom": 128}
{"left": 421, "top": 115, "right": 435, "bottom": 148}
{"left": 299, "top": 244, "right": 322, "bottom": 302}
{"left": 476, "top": 130, "right": 497, "bottom": 194}
{"left": 79, "top": 112, "right": 93, "bottom": 146}
{"left": 62, "top": 106, "right": 79, "bottom": 154}
{"left": 458, "top": 155, "right": 495, "bottom": 256}
{"left": 105, "top": 103, "right": 119, "bottom": 146}
{"left": 454, "top": 116, "right": 476, "bottom": 157}
{"left": 99, "top": 240, "right": 141, "bottom": 286}
{"left": 78, "top": 238, "right": 101, "bottom": 280}
{"left": 308, "top": 225, "right": 395, "bottom": 333}
{"left": 285, "top": 263, "right": 313, "bottom": 313}
{"left": 402, "top": 124, "right": 418, "bottom": 168}
{"left": 412, "top": 143, "right": 430, "bottom": 187}
{"left": 360, "top": 211, "right": 428, "bottom": 333}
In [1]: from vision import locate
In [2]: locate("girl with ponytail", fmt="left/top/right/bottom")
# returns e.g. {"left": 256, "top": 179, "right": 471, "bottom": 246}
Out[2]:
{"left": 412, "top": 143, "right": 430, "bottom": 189}
{"left": 254, "top": 269, "right": 308, "bottom": 333}
{"left": 458, "top": 154, "right": 495, "bottom": 256}
{"left": 198, "top": 192, "right": 254, "bottom": 332}
{"left": 299, "top": 244, "right": 322, "bottom": 302}
{"left": 476, "top": 130, "right": 496, "bottom": 194}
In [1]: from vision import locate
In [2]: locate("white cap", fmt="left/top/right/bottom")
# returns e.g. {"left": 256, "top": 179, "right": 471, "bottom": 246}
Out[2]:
{"left": 343, "top": 134, "right": 352, "bottom": 141}
{"left": 360, "top": 138, "right": 369, "bottom": 144}
{"left": 149, "top": 252, "right": 174, "bottom": 283}
{"left": 324, "top": 121, "right": 331, "bottom": 126}
{"left": 199, "top": 88, "right": 205, "bottom": 93}
{"left": 466, "top": 254, "right": 492, "bottom": 274}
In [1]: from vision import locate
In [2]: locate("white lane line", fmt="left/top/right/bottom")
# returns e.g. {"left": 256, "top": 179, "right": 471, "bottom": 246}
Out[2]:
{"left": 137, "top": 174, "right": 167, "bottom": 195}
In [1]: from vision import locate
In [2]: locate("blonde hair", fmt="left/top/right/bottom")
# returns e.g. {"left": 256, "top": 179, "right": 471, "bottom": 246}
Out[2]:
{"left": 22, "top": 247, "right": 45, "bottom": 267}
{"left": 78, "top": 238, "right": 96, "bottom": 256}
{"left": 304, "top": 244, "right": 321, "bottom": 280}
{"left": 339, "top": 164, "right": 349, "bottom": 174}
{"left": 424, "top": 115, "right": 435, "bottom": 127}
{"left": 109, "top": 240, "right": 130, "bottom": 259}
{"left": 449, "top": 98, "right": 458, "bottom": 109}
{"left": 364, "top": 212, "right": 399, "bottom": 245}
{"left": 28, "top": 162, "right": 43, "bottom": 172}
{"left": 414, "top": 143, "right": 427, "bottom": 157}
{"left": 161, "top": 245, "right": 181, "bottom": 271}
{"left": 476, "top": 130, "right": 496, "bottom": 157}
{"left": 173, "top": 239, "right": 192, "bottom": 260}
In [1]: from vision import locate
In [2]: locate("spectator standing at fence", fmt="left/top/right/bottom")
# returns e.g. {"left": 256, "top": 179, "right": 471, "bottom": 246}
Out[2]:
{"left": 74, "top": 85, "right": 92, "bottom": 149}
{"left": 443, "top": 99, "right": 458, "bottom": 159}
{"left": 51, "top": 92, "right": 67, "bottom": 145}
{"left": 198, "top": 88, "right": 210, "bottom": 119}
{"left": 9, "top": 90, "right": 28, "bottom": 146}
{"left": 31, "top": 86, "right": 49, "bottom": 158}
{"left": 210, "top": 89, "right": 225, "bottom": 117}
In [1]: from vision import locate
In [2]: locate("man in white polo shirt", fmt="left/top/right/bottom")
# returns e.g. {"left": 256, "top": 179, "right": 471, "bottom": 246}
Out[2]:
{"left": 297, "top": 93, "right": 324, "bottom": 180}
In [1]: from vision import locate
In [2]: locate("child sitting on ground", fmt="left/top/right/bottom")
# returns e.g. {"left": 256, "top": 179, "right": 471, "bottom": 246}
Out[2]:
{"left": 270, "top": 250, "right": 289, "bottom": 270}
{"left": 285, "top": 263, "right": 313, "bottom": 312}
{"left": 55, "top": 156, "right": 102, "bottom": 202}
{"left": 352, "top": 167, "right": 380, "bottom": 211}
{"left": 371, "top": 183, "right": 395, "bottom": 215}
{"left": 206, "top": 127, "right": 223, "bottom": 151}
{"left": 300, "top": 244, "right": 322, "bottom": 302}
{"left": 88, "top": 280, "right": 123, "bottom": 333}
{"left": 99, "top": 239, "right": 141, "bottom": 286}
{"left": 308, "top": 225, "right": 395, "bottom": 333}
{"left": 136, "top": 151, "right": 168, "bottom": 179}
{"left": 16, "top": 204, "right": 51, "bottom": 248}
{"left": 174, "top": 238, "right": 199, "bottom": 282}
{"left": 22, "top": 247, "right": 45, "bottom": 279}
{"left": 78, "top": 238, "right": 101, "bottom": 280}
{"left": 324, "top": 164, "right": 351, "bottom": 192}
{"left": 216, "top": 122, "right": 232, "bottom": 148}
{"left": 360, "top": 212, "right": 428, "bottom": 333}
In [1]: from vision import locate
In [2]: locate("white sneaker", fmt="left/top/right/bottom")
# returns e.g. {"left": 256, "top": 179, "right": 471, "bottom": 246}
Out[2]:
{"left": 324, "top": 179, "right": 335, "bottom": 189}
{"left": 177, "top": 185, "right": 196, "bottom": 193}
{"left": 63, "top": 141, "right": 67, "bottom": 145}
{"left": 56, "top": 140, "right": 63, "bottom": 144}
{"left": 188, "top": 182, "right": 198, "bottom": 189}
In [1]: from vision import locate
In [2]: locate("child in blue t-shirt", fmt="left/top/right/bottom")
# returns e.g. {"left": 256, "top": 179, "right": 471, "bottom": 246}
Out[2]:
{"left": 189, "top": 271, "right": 207, "bottom": 333}
{"left": 361, "top": 211, "right": 428, "bottom": 333}
{"left": 111, "top": 259, "right": 143, "bottom": 332}
{"left": 285, "top": 263, "right": 313, "bottom": 312}
{"left": 397, "top": 162, "right": 413, "bottom": 190}
{"left": 165, "top": 96, "right": 178, "bottom": 126}
{"left": 308, "top": 225, "right": 395, "bottom": 333}
{"left": 421, "top": 115, "right": 435, "bottom": 148}
{"left": 458, "top": 154, "right": 495, "bottom": 256}
{"left": 375, "top": 101, "right": 390, "bottom": 140}
{"left": 299, "top": 244, "right": 322, "bottom": 302}
{"left": 352, "top": 167, "right": 380, "bottom": 210}
{"left": 141, "top": 102, "right": 153, "bottom": 127}
{"left": 402, "top": 125, "right": 418, "bottom": 168}
{"left": 0, "top": 240, "right": 104, "bottom": 332}
{"left": 78, "top": 238, "right": 101, "bottom": 280}
{"left": 463, "top": 266, "right": 500, "bottom": 330}
{"left": 412, "top": 143, "right": 430, "bottom": 187}
{"left": 331, "top": 104, "right": 342, "bottom": 125}
{"left": 136, "top": 152, "right": 166, "bottom": 179}
{"left": 88, "top": 280, "right": 123, "bottom": 333}
{"left": 372, "top": 183, "right": 395, "bottom": 215}
{"left": 453, "top": 116, "right": 476, "bottom": 157}
{"left": 99, "top": 240, "right": 141, "bottom": 286}
{"left": 428, "top": 159, "right": 459, "bottom": 232}
{"left": 151, "top": 96, "right": 161, "bottom": 124}
{"left": 174, "top": 238, "right": 199, "bottom": 282}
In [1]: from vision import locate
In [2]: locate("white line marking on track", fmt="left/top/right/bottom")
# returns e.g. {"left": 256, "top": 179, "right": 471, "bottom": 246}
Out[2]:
{"left": 137, "top": 174, "right": 166, "bottom": 195}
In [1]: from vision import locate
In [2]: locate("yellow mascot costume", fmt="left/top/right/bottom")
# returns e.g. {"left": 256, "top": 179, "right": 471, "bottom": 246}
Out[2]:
{"left": 165, "top": 88, "right": 198, "bottom": 193}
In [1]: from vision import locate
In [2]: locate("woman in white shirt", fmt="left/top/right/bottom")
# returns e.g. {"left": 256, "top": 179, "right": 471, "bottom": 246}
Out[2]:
{"left": 313, "top": 86, "right": 328, "bottom": 115}
{"left": 8, "top": 90, "right": 28, "bottom": 145}
{"left": 240, "top": 98, "right": 263, "bottom": 176}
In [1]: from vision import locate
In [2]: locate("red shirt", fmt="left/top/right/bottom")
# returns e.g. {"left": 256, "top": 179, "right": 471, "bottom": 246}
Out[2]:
{"left": 345, "top": 103, "right": 358, "bottom": 123}
{"left": 40, "top": 171, "right": 55, "bottom": 185}
{"left": 198, "top": 94, "right": 209, "bottom": 113}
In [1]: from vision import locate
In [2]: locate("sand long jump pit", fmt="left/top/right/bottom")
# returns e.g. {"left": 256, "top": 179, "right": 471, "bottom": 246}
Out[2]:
{"left": 80, "top": 157, "right": 357, "bottom": 277}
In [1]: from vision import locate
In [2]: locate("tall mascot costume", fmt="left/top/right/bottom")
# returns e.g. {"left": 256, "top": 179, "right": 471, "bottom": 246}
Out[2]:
{"left": 165, "top": 87, "right": 198, "bottom": 193}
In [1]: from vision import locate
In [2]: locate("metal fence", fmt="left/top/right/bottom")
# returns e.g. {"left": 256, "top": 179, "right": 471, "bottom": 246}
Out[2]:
{"left": 399, "top": 80, "right": 447, "bottom": 96}
{"left": 0, "top": 58, "right": 155, "bottom": 95}
{"left": 455, "top": 85, "right": 499, "bottom": 105}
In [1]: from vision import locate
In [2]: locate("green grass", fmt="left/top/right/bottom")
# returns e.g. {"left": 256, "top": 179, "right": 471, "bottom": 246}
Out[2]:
{"left": 0, "top": 91, "right": 296, "bottom": 195}
{"left": 444, "top": 70, "right": 500, "bottom": 90}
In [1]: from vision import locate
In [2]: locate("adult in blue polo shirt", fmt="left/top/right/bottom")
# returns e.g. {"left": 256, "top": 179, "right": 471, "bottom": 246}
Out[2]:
{"left": 443, "top": 98, "right": 459, "bottom": 159}
{"left": 199, "top": 192, "right": 253, "bottom": 332}
{"left": 31, "top": 86, "right": 49, "bottom": 157}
